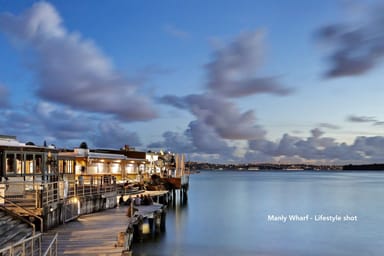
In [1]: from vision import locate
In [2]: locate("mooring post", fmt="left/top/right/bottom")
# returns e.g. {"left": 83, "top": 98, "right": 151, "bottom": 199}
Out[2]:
{"left": 160, "top": 210, "right": 166, "bottom": 232}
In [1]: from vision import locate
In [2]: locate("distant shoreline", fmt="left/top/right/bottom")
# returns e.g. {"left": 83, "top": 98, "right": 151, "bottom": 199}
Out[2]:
{"left": 197, "top": 168, "right": 384, "bottom": 172}
{"left": 188, "top": 162, "right": 384, "bottom": 171}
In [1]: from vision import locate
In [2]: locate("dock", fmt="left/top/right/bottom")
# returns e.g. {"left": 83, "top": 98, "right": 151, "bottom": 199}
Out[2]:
{"left": 44, "top": 206, "right": 128, "bottom": 255}
{"left": 0, "top": 135, "right": 188, "bottom": 254}
{"left": 41, "top": 191, "right": 168, "bottom": 255}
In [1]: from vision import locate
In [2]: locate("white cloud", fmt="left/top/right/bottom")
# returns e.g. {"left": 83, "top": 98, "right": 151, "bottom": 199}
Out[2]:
{"left": 206, "top": 30, "right": 292, "bottom": 97}
{"left": 161, "top": 93, "right": 266, "bottom": 140}
{"left": 0, "top": 2, "right": 157, "bottom": 121}
{"left": 247, "top": 128, "right": 384, "bottom": 164}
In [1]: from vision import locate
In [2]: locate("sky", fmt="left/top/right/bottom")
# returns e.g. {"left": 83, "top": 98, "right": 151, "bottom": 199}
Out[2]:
{"left": 1, "top": 0, "right": 384, "bottom": 164}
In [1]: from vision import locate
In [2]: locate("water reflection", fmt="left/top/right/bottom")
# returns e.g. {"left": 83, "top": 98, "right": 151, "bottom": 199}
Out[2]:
{"left": 132, "top": 170, "right": 384, "bottom": 256}
{"left": 132, "top": 192, "right": 189, "bottom": 256}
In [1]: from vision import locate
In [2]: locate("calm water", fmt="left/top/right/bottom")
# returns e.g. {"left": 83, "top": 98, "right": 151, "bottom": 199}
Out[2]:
{"left": 133, "top": 170, "right": 384, "bottom": 256}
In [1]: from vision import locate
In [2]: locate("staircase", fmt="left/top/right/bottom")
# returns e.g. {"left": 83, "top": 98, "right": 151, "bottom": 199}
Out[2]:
{"left": 0, "top": 208, "right": 34, "bottom": 249}
{"left": 5, "top": 191, "right": 41, "bottom": 216}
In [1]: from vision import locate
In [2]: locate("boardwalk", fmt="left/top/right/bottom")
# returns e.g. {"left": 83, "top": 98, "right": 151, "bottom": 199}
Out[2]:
{"left": 45, "top": 206, "right": 129, "bottom": 255}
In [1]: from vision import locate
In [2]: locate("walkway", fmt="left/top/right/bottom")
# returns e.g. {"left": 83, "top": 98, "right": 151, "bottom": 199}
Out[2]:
{"left": 45, "top": 206, "right": 129, "bottom": 255}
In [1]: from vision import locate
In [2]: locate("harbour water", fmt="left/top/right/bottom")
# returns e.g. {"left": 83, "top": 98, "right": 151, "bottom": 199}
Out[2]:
{"left": 132, "top": 170, "right": 384, "bottom": 255}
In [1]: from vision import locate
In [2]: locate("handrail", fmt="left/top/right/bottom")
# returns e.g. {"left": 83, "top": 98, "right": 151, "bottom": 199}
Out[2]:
{"left": 0, "top": 232, "right": 42, "bottom": 256}
{"left": 0, "top": 195, "right": 44, "bottom": 232}
{"left": 0, "top": 204, "right": 36, "bottom": 236}
{"left": 42, "top": 233, "right": 58, "bottom": 256}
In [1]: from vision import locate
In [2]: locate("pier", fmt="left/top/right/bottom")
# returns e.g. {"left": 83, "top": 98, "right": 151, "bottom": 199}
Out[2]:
{"left": 44, "top": 206, "right": 130, "bottom": 255}
{"left": 43, "top": 197, "right": 166, "bottom": 255}
{"left": 0, "top": 135, "right": 188, "bottom": 254}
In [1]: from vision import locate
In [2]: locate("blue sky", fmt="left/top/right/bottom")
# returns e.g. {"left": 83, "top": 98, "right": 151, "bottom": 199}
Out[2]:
{"left": 1, "top": 0, "right": 384, "bottom": 164}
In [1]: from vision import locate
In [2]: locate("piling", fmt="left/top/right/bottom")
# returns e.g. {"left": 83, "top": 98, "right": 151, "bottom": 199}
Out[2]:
{"left": 122, "top": 202, "right": 167, "bottom": 254}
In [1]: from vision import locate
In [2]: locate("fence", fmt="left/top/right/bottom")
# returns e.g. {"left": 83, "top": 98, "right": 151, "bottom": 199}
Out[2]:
{"left": 0, "top": 233, "right": 59, "bottom": 256}
{"left": 0, "top": 233, "right": 41, "bottom": 256}
{"left": 3, "top": 179, "right": 117, "bottom": 207}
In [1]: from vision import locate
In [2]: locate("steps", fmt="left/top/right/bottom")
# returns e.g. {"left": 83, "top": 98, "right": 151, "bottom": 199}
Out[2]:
{"left": 3, "top": 195, "right": 42, "bottom": 217}
{"left": 0, "top": 209, "right": 34, "bottom": 249}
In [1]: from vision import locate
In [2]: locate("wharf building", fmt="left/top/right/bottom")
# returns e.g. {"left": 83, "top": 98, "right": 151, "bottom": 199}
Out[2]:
{"left": 0, "top": 135, "right": 188, "bottom": 242}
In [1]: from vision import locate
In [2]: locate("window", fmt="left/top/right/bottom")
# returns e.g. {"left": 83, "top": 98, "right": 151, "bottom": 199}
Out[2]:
{"left": 25, "top": 154, "right": 34, "bottom": 174}
{"left": 6, "top": 153, "right": 15, "bottom": 174}
{"left": 59, "top": 159, "right": 74, "bottom": 174}
{"left": 35, "top": 154, "right": 43, "bottom": 174}
{"left": 16, "top": 154, "right": 24, "bottom": 175}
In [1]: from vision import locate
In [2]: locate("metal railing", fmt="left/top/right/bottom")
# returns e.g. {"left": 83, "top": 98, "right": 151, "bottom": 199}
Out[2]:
{"left": 42, "top": 233, "right": 58, "bottom": 256}
{"left": 3, "top": 179, "right": 117, "bottom": 205}
{"left": 0, "top": 233, "right": 58, "bottom": 256}
{"left": 76, "top": 183, "right": 116, "bottom": 198}
{"left": 2, "top": 178, "right": 117, "bottom": 230}
{"left": 0, "top": 233, "right": 42, "bottom": 256}
{"left": 0, "top": 195, "right": 43, "bottom": 233}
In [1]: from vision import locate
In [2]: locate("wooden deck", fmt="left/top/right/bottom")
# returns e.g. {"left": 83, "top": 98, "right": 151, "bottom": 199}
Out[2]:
{"left": 44, "top": 206, "right": 129, "bottom": 255}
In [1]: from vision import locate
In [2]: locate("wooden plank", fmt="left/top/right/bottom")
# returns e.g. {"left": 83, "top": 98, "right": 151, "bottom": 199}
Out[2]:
{"left": 45, "top": 206, "right": 130, "bottom": 255}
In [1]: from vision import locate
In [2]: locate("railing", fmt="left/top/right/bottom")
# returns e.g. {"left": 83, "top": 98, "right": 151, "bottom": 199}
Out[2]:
{"left": 42, "top": 233, "right": 58, "bottom": 256}
{"left": 2, "top": 179, "right": 117, "bottom": 228}
{"left": 3, "top": 180, "right": 116, "bottom": 206}
{"left": 0, "top": 233, "right": 58, "bottom": 256}
{"left": 0, "top": 195, "right": 43, "bottom": 233}
{"left": 76, "top": 183, "right": 116, "bottom": 198}
{"left": 0, "top": 233, "right": 42, "bottom": 256}
{"left": 3, "top": 181, "right": 61, "bottom": 208}
{"left": 75, "top": 175, "right": 117, "bottom": 198}
{"left": 41, "top": 182, "right": 59, "bottom": 206}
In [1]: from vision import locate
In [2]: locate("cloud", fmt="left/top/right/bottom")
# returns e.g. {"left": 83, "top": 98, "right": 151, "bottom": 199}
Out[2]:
{"left": 0, "top": 108, "right": 37, "bottom": 136}
{"left": 0, "top": 100, "right": 100, "bottom": 146}
{"left": 0, "top": 99, "right": 142, "bottom": 148}
{"left": 148, "top": 121, "right": 236, "bottom": 162}
{"left": 347, "top": 115, "right": 377, "bottom": 123}
{"left": 0, "top": 2, "right": 157, "bottom": 121}
{"left": 159, "top": 30, "right": 290, "bottom": 151}
{"left": 347, "top": 114, "right": 384, "bottom": 126}
{"left": 206, "top": 30, "right": 292, "bottom": 97}
{"left": 247, "top": 128, "right": 384, "bottom": 164}
{"left": 352, "top": 136, "right": 384, "bottom": 159}
{"left": 318, "top": 123, "right": 340, "bottom": 130}
{"left": 161, "top": 94, "right": 266, "bottom": 140}
{"left": 0, "top": 83, "right": 10, "bottom": 108}
{"left": 33, "top": 102, "right": 143, "bottom": 148}
{"left": 34, "top": 101, "right": 93, "bottom": 140}
{"left": 92, "top": 121, "right": 141, "bottom": 148}
{"left": 163, "top": 24, "right": 190, "bottom": 40}
{"left": 186, "top": 121, "right": 236, "bottom": 156}
{"left": 316, "top": 2, "right": 384, "bottom": 78}
{"left": 148, "top": 130, "right": 195, "bottom": 153}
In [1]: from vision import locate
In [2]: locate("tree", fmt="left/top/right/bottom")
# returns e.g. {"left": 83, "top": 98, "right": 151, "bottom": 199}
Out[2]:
{"left": 79, "top": 141, "right": 88, "bottom": 149}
